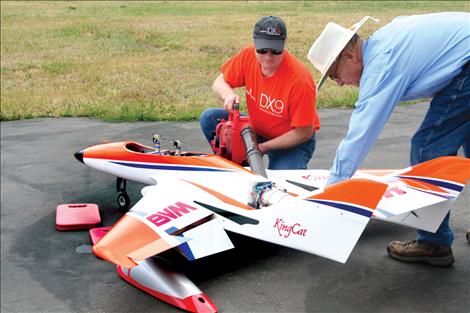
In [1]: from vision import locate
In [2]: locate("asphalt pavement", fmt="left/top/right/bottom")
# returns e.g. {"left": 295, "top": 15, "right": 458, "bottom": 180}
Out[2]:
{"left": 1, "top": 103, "right": 469, "bottom": 313}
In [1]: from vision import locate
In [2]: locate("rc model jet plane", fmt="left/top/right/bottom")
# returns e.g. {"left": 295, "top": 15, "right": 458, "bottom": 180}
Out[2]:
{"left": 74, "top": 140, "right": 470, "bottom": 313}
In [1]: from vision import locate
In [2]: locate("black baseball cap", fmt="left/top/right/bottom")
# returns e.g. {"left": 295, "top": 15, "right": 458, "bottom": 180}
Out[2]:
{"left": 253, "top": 16, "right": 287, "bottom": 51}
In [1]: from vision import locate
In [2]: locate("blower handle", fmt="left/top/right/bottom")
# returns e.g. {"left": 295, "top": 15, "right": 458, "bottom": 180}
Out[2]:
{"left": 233, "top": 102, "right": 240, "bottom": 111}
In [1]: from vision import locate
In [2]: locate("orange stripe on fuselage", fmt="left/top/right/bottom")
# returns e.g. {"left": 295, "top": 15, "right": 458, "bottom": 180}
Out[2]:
{"left": 182, "top": 180, "right": 255, "bottom": 211}
{"left": 83, "top": 141, "right": 251, "bottom": 173}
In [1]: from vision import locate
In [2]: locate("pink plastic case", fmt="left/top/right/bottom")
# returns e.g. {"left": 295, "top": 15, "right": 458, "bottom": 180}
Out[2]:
{"left": 56, "top": 203, "right": 101, "bottom": 231}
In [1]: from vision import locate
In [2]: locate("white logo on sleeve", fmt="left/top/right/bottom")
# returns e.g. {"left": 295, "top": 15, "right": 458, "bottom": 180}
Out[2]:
{"left": 259, "top": 93, "right": 285, "bottom": 116}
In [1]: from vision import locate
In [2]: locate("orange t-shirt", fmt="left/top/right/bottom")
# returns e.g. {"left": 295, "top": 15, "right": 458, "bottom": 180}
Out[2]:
{"left": 221, "top": 45, "right": 320, "bottom": 139}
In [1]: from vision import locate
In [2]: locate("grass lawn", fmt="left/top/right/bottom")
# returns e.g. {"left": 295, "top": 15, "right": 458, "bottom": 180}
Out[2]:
{"left": 1, "top": 1, "right": 467, "bottom": 121}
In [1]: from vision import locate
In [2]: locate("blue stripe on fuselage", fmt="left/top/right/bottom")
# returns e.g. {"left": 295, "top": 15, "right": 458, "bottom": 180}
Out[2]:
{"left": 110, "top": 161, "right": 230, "bottom": 172}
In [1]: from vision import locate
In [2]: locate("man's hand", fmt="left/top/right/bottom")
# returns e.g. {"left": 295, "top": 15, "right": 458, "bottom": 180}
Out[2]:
{"left": 212, "top": 73, "right": 240, "bottom": 111}
{"left": 258, "top": 142, "right": 268, "bottom": 154}
{"left": 223, "top": 94, "right": 241, "bottom": 111}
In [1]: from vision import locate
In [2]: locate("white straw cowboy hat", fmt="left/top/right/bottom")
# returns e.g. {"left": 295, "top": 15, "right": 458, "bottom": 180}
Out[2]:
{"left": 308, "top": 16, "right": 379, "bottom": 92}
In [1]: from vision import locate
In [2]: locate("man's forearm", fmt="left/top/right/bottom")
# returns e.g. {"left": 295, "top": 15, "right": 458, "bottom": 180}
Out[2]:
{"left": 212, "top": 74, "right": 234, "bottom": 101}
{"left": 258, "top": 126, "right": 314, "bottom": 153}
{"left": 212, "top": 73, "right": 239, "bottom": 110}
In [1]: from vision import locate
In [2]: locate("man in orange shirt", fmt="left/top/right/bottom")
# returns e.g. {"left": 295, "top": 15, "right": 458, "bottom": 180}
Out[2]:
{"left": 200, "top": 16, "right": 320, "bottom": 169}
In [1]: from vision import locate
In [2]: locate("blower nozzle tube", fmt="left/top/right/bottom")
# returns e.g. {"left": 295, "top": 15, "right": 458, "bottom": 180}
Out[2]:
{"left": 241, "top": 126, "right": 268, "bottom": 178}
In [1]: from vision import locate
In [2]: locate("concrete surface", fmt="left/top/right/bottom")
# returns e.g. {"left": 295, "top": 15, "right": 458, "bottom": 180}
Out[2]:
{"left": 1, "top": 104, "right": 469, "bottom": 313}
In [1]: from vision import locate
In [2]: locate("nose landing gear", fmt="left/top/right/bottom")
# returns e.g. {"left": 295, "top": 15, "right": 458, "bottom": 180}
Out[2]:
{"left": 116, "top": 177, "right": 130, "bottom": 211}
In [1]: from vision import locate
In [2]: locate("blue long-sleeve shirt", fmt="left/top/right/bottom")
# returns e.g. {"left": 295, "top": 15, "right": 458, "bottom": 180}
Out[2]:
{"left": 327, "top": 12, "right": 470, "bottom": 185}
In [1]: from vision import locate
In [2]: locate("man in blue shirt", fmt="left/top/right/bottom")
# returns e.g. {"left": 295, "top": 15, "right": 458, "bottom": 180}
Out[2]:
{"left": 308, "top": 13, "right": 470, "bottom": 266}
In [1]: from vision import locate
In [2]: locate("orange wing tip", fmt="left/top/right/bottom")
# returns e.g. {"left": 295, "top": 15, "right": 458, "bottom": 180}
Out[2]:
{"left": 310, "top": 178, "right": 388, "bottom": 210}
{"left": 402, "top": 156, "right": 470, "bottom": 185}
{"left": 92, "top": 214, "right": 163, "bottom": 268}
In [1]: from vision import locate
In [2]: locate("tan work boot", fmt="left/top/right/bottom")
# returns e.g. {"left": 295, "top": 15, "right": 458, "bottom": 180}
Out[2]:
{"left": 387, "top": 240, "right": 454, "bottom": 267}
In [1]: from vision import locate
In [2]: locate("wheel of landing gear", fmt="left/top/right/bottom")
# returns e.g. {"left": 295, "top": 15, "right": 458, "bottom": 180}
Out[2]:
{"left": 117, "top": 192, "right": 130, "bottom": 211}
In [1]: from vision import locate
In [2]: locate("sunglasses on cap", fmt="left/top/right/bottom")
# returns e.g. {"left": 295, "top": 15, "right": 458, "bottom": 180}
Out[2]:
{"left": 256, "top": 48, "right": 283, "bottom": 55}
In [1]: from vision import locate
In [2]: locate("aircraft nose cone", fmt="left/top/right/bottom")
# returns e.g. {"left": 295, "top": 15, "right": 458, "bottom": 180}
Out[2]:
{"left": 74, "top": 149, "right": 84, "bottom": 163}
